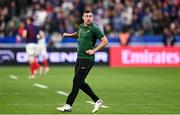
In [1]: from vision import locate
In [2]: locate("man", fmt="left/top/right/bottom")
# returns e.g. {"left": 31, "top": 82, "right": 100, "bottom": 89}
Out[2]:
{"left": 23, "top": 17, "right": 41, "bottom": 79}
{"left": 37, "top": 30, "right": 49, "bottom": 75}
{"left": 56, "top": 10, "right": 108, "bottom": 113}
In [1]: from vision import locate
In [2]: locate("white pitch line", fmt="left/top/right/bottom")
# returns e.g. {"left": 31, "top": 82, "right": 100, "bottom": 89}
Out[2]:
{"left": 85, "top": 101, "right": 110, "bottom": 108}
{"left": 34, "top": 83, "right": 48, "bottom": 89}
{"left": 56, "top": 91, "right": 69, "bottom": 96}
{"left": 9, "top": 75, "right": 18, "bottom": 80}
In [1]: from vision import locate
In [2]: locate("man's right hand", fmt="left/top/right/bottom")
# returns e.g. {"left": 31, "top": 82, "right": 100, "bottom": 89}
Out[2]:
{"left": 62, "top": 32, "right": 78, "bottom": 39}
{"left": 63, "top": 33, "right": 69, "bottom": 37}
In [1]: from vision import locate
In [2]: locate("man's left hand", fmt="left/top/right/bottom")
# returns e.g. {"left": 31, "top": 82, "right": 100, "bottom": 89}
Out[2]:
{"left": 86, "top": 49, "right": 95, "bottom": 55}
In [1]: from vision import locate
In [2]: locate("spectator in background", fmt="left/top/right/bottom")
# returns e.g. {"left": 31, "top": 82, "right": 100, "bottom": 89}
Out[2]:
{"left": 131, "top": 4, "right": 143, "bottom": 36}
{"left": 151, "top": 5, "right": 164, "bottom": 35}
{"left": 62, "top": 0, "right": 74, "bottom": 15}
{"left": 9, "top": 0, "right": 20, "bottom": 17}
{"left": 16, "top": 20, "right": 25, "bottom": 43}
{"left": 142, "top": 7, "right": 153, "bottom": 35}
{"left": 111, "top": 3, "right": 123, "bottom": 32}
{"left": 6, "top": 17, "right": 18, "bottom": 36}
{"left": 45, "top": 1, "right": 53, "bottom": 14}
{"left": 174, "top": 20, "right": 180, "bottom": 34}
{"left": 119, "top": 27, "right": 130, "bottom": 46}
{"left": 0, "top": 15, "right": 6, "bottom": 37}
{"left": 163, "top": 26, "right": 175, "bottom": 47}
{"left": 121, "top": 0, "right": 133, "bottom": 30}
{"left": 33, "top": 3, "right": 48, "bottom": 27}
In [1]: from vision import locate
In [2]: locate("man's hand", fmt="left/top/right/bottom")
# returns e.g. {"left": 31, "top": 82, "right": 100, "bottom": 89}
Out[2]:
{"left": 86, "top": 49, "right": 95, "bottom": 55}
{"left": 63, "top": 33, "right": 69, "bottom": 37}
{"left": 86, "top": 36, "right": 108, "bottom": 56}
{"left": 63, "top": 32, "right": 78, "bottom": 39}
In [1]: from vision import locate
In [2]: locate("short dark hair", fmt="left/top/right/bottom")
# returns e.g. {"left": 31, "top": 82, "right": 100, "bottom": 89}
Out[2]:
{"left": 27, "top": 17, "right": 34, "bottom": 22}
{"left": 83, "top": 9, "right": 93, "bottom": 14}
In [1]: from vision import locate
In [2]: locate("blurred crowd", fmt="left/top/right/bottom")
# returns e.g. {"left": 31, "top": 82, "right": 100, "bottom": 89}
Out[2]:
{"left": 0, "top": 0, "right": 180, "bottom": 41}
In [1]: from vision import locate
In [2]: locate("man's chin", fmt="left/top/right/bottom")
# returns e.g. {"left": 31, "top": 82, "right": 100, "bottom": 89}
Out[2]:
{"left": 87, "top": 22, "right": 92, "bottom": 25}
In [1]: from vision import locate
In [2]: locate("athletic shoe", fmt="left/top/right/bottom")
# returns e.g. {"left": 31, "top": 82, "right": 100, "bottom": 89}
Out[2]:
{"left": 92, "top": 99, "right": 103, "bottom": 113}
{"left": 56, "top": 104, "right": 72, "bottom": 112}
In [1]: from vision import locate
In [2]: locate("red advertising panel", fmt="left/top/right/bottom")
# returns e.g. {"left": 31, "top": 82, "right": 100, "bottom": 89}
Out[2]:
{"left": 110, "top": 46, "right": 180, "bottom": 67}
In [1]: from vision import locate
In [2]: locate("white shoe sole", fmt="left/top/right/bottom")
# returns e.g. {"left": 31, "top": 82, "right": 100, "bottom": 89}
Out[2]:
{"left": 56, "top": 107, "right": 72, "bottom": 112}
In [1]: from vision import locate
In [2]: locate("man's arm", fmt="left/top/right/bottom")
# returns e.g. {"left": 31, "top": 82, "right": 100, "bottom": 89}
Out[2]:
{"left": 86, "top": 36, "right": 108, "bottom": 55}
{"left": 63, "top": 32, "right": 78, "bottom": 39}
{"left": 22, "top": 29, "right": 27, "bottom": 42}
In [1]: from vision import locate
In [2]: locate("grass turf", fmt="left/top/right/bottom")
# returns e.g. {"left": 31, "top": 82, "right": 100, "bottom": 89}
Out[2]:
{"left": 0, "top": 66, "right": 180, "bottom": 114}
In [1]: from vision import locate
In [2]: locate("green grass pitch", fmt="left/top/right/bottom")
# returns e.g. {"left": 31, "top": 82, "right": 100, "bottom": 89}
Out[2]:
{"left": 0, "top": 66, "right": 180, "bottom": 114}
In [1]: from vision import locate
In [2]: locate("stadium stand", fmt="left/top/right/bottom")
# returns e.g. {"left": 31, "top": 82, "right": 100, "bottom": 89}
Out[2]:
{"left": 0, "top": 0, "right": 179, "bottom": 46}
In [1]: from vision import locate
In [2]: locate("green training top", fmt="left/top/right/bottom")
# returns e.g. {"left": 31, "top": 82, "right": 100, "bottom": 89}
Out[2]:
{"left": 77, "top": 23, "right": 104, "bottom": 61}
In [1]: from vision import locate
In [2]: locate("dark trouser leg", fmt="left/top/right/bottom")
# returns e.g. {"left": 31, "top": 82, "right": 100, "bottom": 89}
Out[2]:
{"left": 80, "top": 62, "right": 99, "bottom": 102}
{"left": 66, "top": 58, "right": 99, "bottom": 106}
{"left": 80, "top": 82, "right": 99, "bottom": 102}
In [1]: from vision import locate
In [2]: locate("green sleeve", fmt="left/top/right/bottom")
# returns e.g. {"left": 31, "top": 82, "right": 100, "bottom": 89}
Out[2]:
{"left": 92, "top": 24, "right": 104, "bottom": 40}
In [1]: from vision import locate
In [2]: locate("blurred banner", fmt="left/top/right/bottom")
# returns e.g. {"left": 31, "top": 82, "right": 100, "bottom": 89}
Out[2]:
{"left": 0, "top": 47, "right": 109, "bottom": 65}
{"left": 110, "top": 46, "right": 180, "bottom": 67}
{"left": 2, "top": 46, "right": 180, "bottom": 67}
